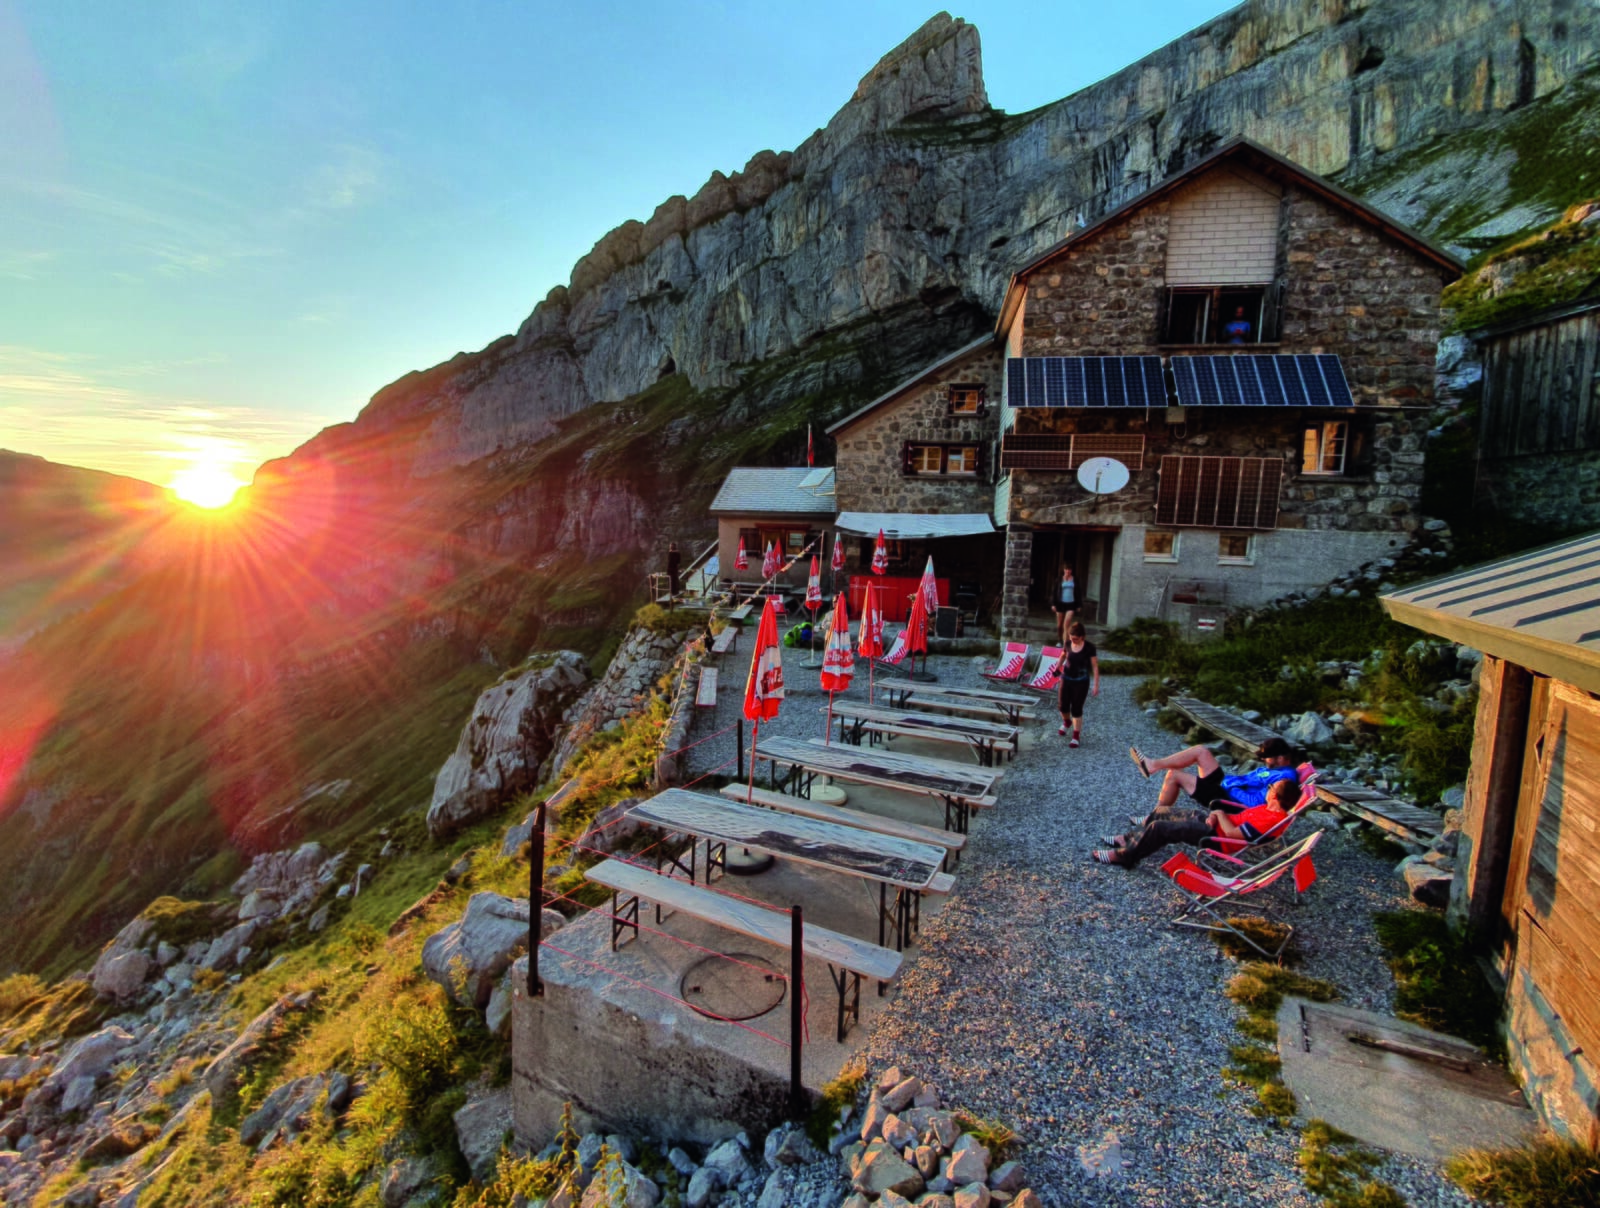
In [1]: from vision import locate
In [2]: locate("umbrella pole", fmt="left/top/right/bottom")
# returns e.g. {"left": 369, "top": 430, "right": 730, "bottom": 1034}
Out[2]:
{"left": 747, "top": 718, "right": 759, "bottom": 803}
{"left": 824, "top": 691, "right": 834, "bottom": 746}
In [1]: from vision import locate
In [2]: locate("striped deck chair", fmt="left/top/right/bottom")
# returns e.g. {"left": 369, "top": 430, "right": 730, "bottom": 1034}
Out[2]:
{"left": 873, "top": 628, "right": 909, "bottom": 668}
{"left": 1198, "top": 764, "right": 1320, "bottom": 867}
{"left": 981, "top": 642, "right": 1029, "bottom": 682}
{"left": 1161, "top": 831, "right": 1322, "bottom": 960}
{"left": 1024, "top": 647, "right": 1064, "bottom": 692}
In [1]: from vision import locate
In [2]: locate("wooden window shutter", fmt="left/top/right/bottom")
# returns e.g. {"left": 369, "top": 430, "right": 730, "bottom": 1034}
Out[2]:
{"left": 1157, "top": 456, "right": 1281, "bottom": 529}
{"left": 901, "top": 442, "right": 915, "bottom": 475}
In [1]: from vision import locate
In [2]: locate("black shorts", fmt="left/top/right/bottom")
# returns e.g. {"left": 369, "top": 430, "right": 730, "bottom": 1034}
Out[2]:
{"left": 1059, "top": 677, "right": 1090, "bottom": 717}
{"left": 1189, "top": 767, "right": 1226, "bottom": 808}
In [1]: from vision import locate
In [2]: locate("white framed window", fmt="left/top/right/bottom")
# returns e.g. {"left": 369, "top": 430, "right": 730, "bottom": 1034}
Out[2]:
{"left": 945, "top": 445, "right": 979, "bottom": 475}
{"left": 1218, "top": 532, "right": 1254, "bottom": 565}
{"left": 948, "top": 384, "right": 985, "bottom": 415}
{"left": 1302, "top": 421, "right": 1349, "bottom": 476}
{"left": 1144, "top": 530, "right": 1180, "bottom": 562}
{"left": 909, "top": 445, "right": 944, "bottom": 475}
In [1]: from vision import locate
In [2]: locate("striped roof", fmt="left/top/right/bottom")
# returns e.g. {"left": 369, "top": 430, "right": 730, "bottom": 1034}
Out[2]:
{"left": 1381, "top": 531, "right": 1600, "bottom": 694}
{"left": 708, "top": 467, "right": 836, "bottom": 516}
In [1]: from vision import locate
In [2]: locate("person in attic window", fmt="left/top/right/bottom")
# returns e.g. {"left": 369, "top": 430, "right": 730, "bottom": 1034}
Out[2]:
{"left": 1224, "top": 306, "right": 1253, "bottom": 344}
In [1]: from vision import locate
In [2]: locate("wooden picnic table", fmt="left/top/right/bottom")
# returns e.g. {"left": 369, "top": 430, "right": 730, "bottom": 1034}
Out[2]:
{"left": 874, "top": 679, "right": 1039, "bottom": 725}
{"left": 823, "top": 701, "right": 1019, "bottom": 767}
{"left": 628, "top": 787, "right": 944, "bottom": 952}
{"left": 753, "top": 735, "right": 1000, "bottom": 835}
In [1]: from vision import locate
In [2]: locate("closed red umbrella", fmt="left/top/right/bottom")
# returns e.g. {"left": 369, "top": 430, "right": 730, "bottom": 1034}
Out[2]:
{"left": 905, "top": 555, "right": 935, "bottom": 676}
{"left": 871, "top": 529, "right": 888, "bottom": 575}
{"left": 734, "top": 536, "right": 748, "bottom": 571}
{"left": 818, "top": 592, "right": 854, "bottom": 743}
{"left": 858, "top": 580, "right": 884, "bottom": 703}
{"left": 762, "top": 541, "right": 779, "bottom": 579}
{"left": 805, "top": 555, "right": 822, "bottom": 611}
{"left": 740, "top": 596, "right": 784, "bottom": 799}
{"left": 831, "top": 531, "right": 845, "bottom": 573}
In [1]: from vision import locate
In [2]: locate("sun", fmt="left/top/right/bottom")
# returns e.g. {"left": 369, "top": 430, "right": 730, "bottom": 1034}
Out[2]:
{"left": 170, "top": 463, "right": 245, "bottom": 510}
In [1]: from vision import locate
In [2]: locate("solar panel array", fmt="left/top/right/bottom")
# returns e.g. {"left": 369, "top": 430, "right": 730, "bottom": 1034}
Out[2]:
{"left": 1155, "top": 455, "right": 1283, "bottom": 530}
{"left": 1170, "top": 354, "right": 1352, "bottom": 408}
{"left": 1006, "top": 356, "right": 1168, "bottom": 409}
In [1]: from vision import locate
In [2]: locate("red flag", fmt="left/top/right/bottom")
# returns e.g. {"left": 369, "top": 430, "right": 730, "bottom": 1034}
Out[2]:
{"left": 858, "top": 582, "right": 884, "bottom": 659}
{"left": 819, "top": 593, "right": 855, "bottom": 692}
{"left": 805, "top": 555, "right": 822, "bottom": 610}
{"left": 742, "top": 598, "right": 784, "bottom": 722}
{"left": 734, "top": 536, "right": 748, "bottom": 572}
{"left": 871, "top": 529, "right": 888, "bottom": 575}
{"left": 830, "top": 531, "right": 845, "bottom": 572}
{"left": 807, "top": 424, "right": 814, "bottom": 468}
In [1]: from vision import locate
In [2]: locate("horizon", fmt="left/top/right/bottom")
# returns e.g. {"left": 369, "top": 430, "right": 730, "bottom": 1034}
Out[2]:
{"left": 1, "top": 1, "right": 1221, "bottom": 492}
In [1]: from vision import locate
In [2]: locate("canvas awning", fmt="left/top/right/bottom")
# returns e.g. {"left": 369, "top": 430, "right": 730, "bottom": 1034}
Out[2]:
{"left": 834, "top": 512, "right": 995, "bottom": 539}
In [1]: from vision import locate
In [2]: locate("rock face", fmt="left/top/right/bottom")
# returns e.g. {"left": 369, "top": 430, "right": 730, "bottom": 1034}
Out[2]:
{"left": 427, "top": 652, "right": 590, "bottom": 837}
{"left": 421, "top": 892, "right": 534, "bottom": 1008}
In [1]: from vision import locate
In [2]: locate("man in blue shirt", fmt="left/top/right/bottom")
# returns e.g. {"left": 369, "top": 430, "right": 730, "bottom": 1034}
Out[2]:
{"left": 1128, "top": 736, "right": 1298, "bottom": 816}
{"left": 1224, "top": 306, "right": 1253, "bottom": 344}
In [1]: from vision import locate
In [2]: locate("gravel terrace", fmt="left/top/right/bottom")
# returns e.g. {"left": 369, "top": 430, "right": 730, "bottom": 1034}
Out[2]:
{"left": 685, "top": 641, "right": 1476, "bottom": 1208}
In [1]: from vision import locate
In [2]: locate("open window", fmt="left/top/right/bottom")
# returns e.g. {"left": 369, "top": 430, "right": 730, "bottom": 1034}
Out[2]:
{"left": 903, "top": 442, "right": 984, "bottom": 477}
{"left": 1162, "top": 285, "right": 1280, "bottom": 345}
{"left": 948, "top": 383, "right": 987, "bottom": 416}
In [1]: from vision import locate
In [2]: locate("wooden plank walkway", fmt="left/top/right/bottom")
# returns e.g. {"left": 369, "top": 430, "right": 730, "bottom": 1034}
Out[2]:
{"left": 1168, "top": 696, "right": 1283, "bottom": 754}
{"left": 1315, "top": 783, "right": 1443, "bottom": 844}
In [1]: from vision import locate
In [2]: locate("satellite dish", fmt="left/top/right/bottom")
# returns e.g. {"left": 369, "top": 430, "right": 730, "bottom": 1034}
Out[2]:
{"left": 1077, "top": 456, "right": 1130, "bottom": 495}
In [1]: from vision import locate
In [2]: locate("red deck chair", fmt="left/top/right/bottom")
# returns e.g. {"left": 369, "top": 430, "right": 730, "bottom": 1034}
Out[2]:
{"left": 1199, "top": 765, "right": 1321, "bottom": 867}
{"left": 982, "top": 642, "right": 1029, "bottom": 682}
{"left": 1024, "top": 646, "right": 1064, "bottom": 692}
{"left": 1161, "top": 831, "right": 1322, "bottom": 960}
{"left": 873, "top": 628, "right": 909, "bottom": 668}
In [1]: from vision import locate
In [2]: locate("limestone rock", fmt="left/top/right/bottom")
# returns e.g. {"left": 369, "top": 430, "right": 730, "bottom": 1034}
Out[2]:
{"left": 426, "top": 652, "right": 590, "bottom": 837}
{"left": 203, "top": 994, "right": 309, "bottom": 1107}
{"left": 989, "top": 1160, "right": 1026, "bottom": 1192}
{"left": 238, "top": 891, "right": 279, "bottom": 922}
{"left": 50, "top": 1026, "right": 134, "bottom": 1091}
{"left": 883, "top": 1112, "right": 916, "bottom": 1148}
{"left": 954, "top": 1183, "right": 991, "bottom": 1208}
{"left": 685, "top": 1166, "right": 722, "bottom": 1208}
{"left": 853, "top": 1139, "right": 925, "bottom": 1198}
{"left": 924, "top": 1110, "right": 961, "bottom": 1150}
{"left": 92, "top": 950, "right": 151, "bottom": 1002}
{"left": 60, "top": 1075, "right": 99, "bottom": 1114}
{"left": 201, "top": 921, "right": 259, "bottom": 971}
{"left": 580, "top": 1156, "right": 658, "bottom": 1208}
{"left": 701, "top": 1135, "right": 756, "bottom": 1187}
{"left": 1284, "top": 712, "right": 1336, "bottom": 748}
{"left": 943, "top": 1134, "right": 990, "bottom": 1185}
{"left": 453, "top": 1086, "right": 514, "bottom": 1183}
{"left": 1013, "top": 1192, "right": 1043, "bottom": 1208}
{"left": 422, "top": 892, "right": 532, "bottom": 1009}
{"left": 240, "top": 1075, "right": 326, "bottom": 1148}
{"left": 381, "top": 1154, "right": 443, "bottom": 1208}
{"left": 485, "top": 972, "right": 514, "bottom": 1037}
{"left": 860, "top": 1097, "right": 890, "bottom": 1142}
{"left": 882, "top": 1075, "right": 923, "bottom": 1112}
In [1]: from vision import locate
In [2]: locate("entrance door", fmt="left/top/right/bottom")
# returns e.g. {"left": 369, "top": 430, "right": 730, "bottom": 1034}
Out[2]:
{"left": 1028, "top": 528, "right": 1119, "bottom": 626}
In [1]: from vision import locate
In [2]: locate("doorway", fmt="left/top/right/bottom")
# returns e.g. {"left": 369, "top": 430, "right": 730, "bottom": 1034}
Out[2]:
{"left": 1028, "top": 527, "right": 1119, "bottom": 627}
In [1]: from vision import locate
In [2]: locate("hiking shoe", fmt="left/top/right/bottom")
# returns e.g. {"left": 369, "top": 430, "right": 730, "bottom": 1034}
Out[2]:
{"left": 1090, "top": 849, "right": 1126, "bottom": 866}
{"left": 1129, "top": 746, "right": 1151, "bottom": 777}
{"left": 1058, "top": 724, "right": 1067, "bottom": 736}
{"left": 1069, "top": 735, "right": 1080, "bottom": 748}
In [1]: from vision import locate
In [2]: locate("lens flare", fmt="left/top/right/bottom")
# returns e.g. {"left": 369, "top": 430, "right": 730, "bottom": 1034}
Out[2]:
{"left": 171, "top": 463, "right": 245, "bottom": 509}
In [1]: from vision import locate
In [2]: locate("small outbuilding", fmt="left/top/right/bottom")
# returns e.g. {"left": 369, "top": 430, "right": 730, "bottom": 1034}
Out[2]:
{"left": 708, "top": 467, "right": 836, "bottom": 592}
{"left": 1382, "top": 531, "right": 1600, "bottom": 1145}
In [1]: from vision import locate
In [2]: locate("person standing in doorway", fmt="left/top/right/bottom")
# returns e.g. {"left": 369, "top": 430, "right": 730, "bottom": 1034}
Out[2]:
{"left": 1052, "top": 564, "right": 1077, "bottom": 643}
{"left": 1056, "top": 622, "right": 1099, "bottom": 747}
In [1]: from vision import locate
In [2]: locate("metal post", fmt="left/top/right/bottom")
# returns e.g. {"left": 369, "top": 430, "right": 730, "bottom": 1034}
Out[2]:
{"left": 789, "top": 905, "right": 805, "bottom": 1119}
{"left": 528, "top": 800, "right": 546, "bottom": 998}
{"left": 736, "top": 718, "right": 744, "bottom": 781}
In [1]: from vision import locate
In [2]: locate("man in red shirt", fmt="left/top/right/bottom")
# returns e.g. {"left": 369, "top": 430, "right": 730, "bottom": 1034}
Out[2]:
{"left": 1092, "top": 778, "right": 1295, "bottom": 868}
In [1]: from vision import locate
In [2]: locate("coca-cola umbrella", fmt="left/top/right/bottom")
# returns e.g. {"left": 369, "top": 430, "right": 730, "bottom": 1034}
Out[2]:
{"left": 801, "top": 553, "right": 824, "bottom": 668}
{"left": 734, "top": 536, "right": 748, "bottom": 571}
{"left": 871, "top": 528, "right": 888, "bottom": 575}
{"left": 818, "top": 592, "right": 855, "bottom": 744}
{"left": 734, "top": 597, "right": 784, "bottom": 871}
{"left": 762, "top": 541, "right": 779, "bottom": 579}
{"left": 858, "top": 578, "right": 884, "bottom": 704}
{"left": 905, "top": 555, "right": 937, "bottom": 681}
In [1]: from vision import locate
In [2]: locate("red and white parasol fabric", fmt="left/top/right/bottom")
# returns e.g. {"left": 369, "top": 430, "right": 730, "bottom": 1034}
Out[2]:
{"left": 906, "top": 556, "right": 936, "bottom": 656}
{"left": 805, "top": 555, "right": 822, "bottom": 610}
{"left": 819, "top": 593, "right": 855, "bottom": 692}
{"left": 830, "top": 531, "right": 845, "bottom": 573}
{"left": 734, "top": 536, "right": 748, "bottom": 572}
{"left": 857, "top": 581, "right": 884, "bottom": 659}
{"left": 871, "top": 529, "right": 888, "bottom": 575}
{"left": 743, "top": 597, "right": 784, "bottom": 722}
{"left": 762, "top": 541, "right": 779, "bottom": 579}
{"left": 917, "top": 555, "right": 939, "bottom": 618}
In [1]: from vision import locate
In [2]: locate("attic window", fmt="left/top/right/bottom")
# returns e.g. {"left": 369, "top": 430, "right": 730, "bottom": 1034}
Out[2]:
{"left": 1162, "top": 286, "right": 1278, "bottom": 345}
{"left": 948, "top": 384, "right": 987, "bottom": 416}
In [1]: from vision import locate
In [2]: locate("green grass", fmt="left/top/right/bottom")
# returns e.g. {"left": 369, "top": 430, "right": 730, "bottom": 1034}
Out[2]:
{"left": 807, "top": 1054, "right": 866, "bottom": 1148}
{"left": 1373, "top": 911, "right": 1504, "bottom": 1058}
{"left": 1299, "top": 1119, "right": 1408, "bottom": 1208}
{"left": 1446, "top": 1136, "right": 1600, "bottom": 1207}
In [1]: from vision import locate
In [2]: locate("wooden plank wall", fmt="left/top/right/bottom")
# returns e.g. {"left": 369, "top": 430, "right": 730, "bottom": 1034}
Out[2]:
{"left": 1502, "top": 678, "right": 1600, "bottom": 1140}
{"left": 1480, "top": 310, "right": 1600, "bottom": 458}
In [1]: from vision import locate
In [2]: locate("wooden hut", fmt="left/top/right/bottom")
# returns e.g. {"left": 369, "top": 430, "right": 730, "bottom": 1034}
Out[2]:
{"left": 1382, "top": 531, "right": 1600, "bottom": 1144}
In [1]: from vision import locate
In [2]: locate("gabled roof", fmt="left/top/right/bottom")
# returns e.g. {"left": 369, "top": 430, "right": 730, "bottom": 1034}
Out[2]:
{"left": 825, "top": 334, "right": 997, "bottom": 437}
{"left": 708, "top": 467, "right": 836, "bottom": 516}
{"left": 1381, "top": 530, "right": 1600, "bottom": 695}
{"left": 995, "top": 138, "right": 1465, "bottom": 338}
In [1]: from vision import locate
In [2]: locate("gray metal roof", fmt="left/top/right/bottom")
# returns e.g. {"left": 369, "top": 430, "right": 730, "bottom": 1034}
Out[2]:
{"left": 1381, "top": 530, "right": 1600, "bottom": 694}
{"left": 708, "top": 467, "right": 836, "bottom": 516}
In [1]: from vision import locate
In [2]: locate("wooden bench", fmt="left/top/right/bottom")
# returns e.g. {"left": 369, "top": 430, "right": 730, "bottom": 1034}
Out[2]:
{"left": 727, "top": 603, "right": 754, "bottom": 624}
{"left": 585, "top": 857, "right": 901, "bottom": 1040}
{"left": 695, "top": 666, "right": 718, "bottom": 708}
{"left": 1314, "top": 783, "right": 1442, "bottom": 848}
{"left": 1168, "top": 695, "right": 1283, "bottom": 757}
{"left": 718, "top": 783, "right": 967, "bottom": 866}
{"left": 800, "top": 738, "right": 1007, "bottom": 782}
{"left": 848, "top": 718, "right": 1016, "bottom": 766}
{"left": 710, "top": 626, "right": 738, "bottom": 657}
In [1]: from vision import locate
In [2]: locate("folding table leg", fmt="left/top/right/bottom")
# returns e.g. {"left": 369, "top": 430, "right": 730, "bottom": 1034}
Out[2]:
{"left": 830, "top": 965, "right": 862, "bottom": 1041}
{"left": 610, "top": 891, "right": 640, "bottom": 951}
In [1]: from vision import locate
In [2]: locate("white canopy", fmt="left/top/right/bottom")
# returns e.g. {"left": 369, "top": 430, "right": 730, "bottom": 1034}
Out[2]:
{"left": 834, "top": 512, "right": 996, "bottom": 539}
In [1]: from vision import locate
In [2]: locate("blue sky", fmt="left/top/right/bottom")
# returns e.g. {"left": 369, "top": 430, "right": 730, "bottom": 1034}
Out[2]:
{"left": 0, "top": 0, "right": 1221, "bottom": 487}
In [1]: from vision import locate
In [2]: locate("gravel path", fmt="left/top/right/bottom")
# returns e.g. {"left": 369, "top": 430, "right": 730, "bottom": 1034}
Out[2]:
{"left": 688, "top": 644, "right": 1475, "bottom": 1207}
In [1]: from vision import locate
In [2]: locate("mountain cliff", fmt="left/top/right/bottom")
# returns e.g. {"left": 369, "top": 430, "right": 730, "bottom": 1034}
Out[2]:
{"left": 5, "top": 0, "right": 1600, "bottom": 976}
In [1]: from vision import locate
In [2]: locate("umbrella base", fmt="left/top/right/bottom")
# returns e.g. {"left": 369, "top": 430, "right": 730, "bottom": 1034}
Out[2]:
{"left": 904, "top": 668, "right": 938, "bottom": 682}
{"left": 725, "top": 847, "right": 775, "bottom": 876}
{"left": 811, "top": 781, "right": 848, "bottom": 806}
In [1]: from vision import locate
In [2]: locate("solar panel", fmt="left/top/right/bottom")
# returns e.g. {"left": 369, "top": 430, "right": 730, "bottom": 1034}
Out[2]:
{"left": 798, "top": 467, "right": 830, "bottom": 488}
{"left": 1005, "top": 356, "right": 1168, "bottom": 408}
{"left": 1171, "top": 354, "right": 1352, "bottom": 408}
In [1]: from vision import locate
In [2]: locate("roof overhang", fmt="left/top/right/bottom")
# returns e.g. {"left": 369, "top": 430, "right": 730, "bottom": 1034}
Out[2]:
{"left": 1380, "top": 531, "right": 1600, "bottom": 695}
{"left": 835, "top": 512, "right": 996, "bottom": 539}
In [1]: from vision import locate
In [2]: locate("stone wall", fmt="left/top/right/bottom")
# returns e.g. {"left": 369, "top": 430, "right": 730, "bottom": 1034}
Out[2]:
{"left": 832, "top": 344, "right": 1004, "bottom": 514}
{"left": 1476, "top": 449, "right": 1600, "bottom": 531}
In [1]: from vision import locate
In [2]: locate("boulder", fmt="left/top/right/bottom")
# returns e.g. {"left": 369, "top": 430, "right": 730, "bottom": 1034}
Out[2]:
{"left": 240, "top": 1075, "right": 326, "bottom": 1148}
{"left": 701, "top": 1136, "right": 756, "bottom": 1187}
{"left": 426, "top": 652, "right": 591, "bottom": 837}
{"left": 485, "top": 973, "right": 514, "bottom": 1037}
{"left": 203, "top": 994, "right": 310, "bottom": 1107}
{"left": 943, "top": 1134, "right": 990, "bottom": 1185}
{"left": 989, "top": 1160, "right": 1026, "bottom": 1192}
{"left": 685, "top": 1166, "right": 722, "bottom": 1208}
{"left": 237, "top": 891, "right": 279, "bottom": 922}
{"left": 422, "top": 892, "right": 532, "bottom": 1009}
{"left": 82, "top": 1122, "right": 155, "bottom": 1162}
{"left": 853, "top": 1139, "right": 924, "bottom": 1198}
{"left": 201, "top": 921, "right": 259, "bottom": 971}
{"left": 954, "top": 1184, "right": 991, "bottom": 1208}
{"left": 60, "top": 1075, "right": 99, "bottom": 1114}
{"left": 381, "top": 1154, "right": 444, "bottom": 1208}
{"left": 882, "top": 1075, "right": 923, "bottom": 1112}
{"left": 92, "top": 950, "right": 151, "bottom": 1002}
{"left": 453, "top": 1086, "right": 514, "bottom": 1183}
{"left": 50, "top": 1026, "right": 134, "bottom": 1091}
{"left": 1284, "top": 712, "right": 1335, "bottom": 748}
{"left": 89, "top": 916, "right": 153, "bottom": 1000}
{"left": 1401, "top": 860, "right": 1453, "bottom": 908}
{"left": 763, "top": 1121, "right": 819, "bottom": 1167}
{"left": 580, "top": 1157, "right": 658, "bottom": 1208}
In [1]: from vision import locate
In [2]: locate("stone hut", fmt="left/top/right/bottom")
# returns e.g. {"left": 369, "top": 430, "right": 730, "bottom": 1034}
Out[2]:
{"left": 1383, "top": 532, "right": 1600, "bottom": 1146}
{"left": 708, "top": 467, "right": 836, "bottom": 593}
